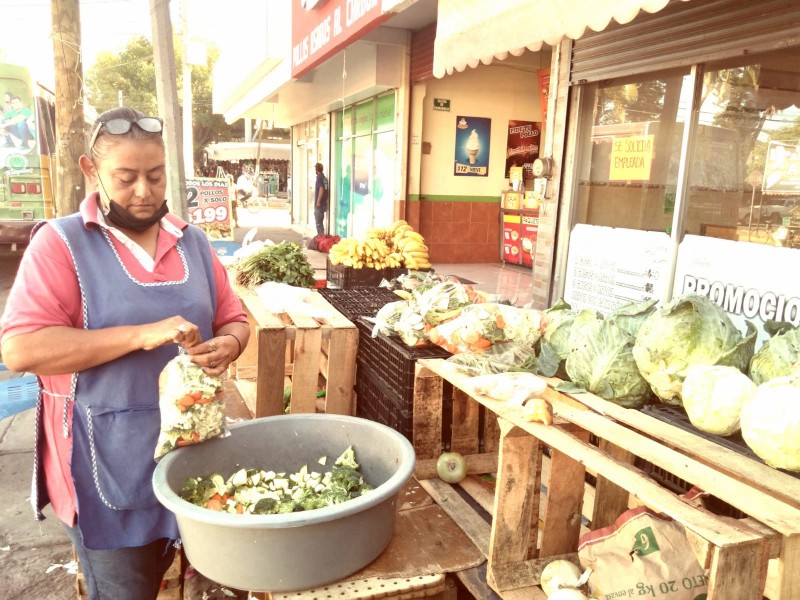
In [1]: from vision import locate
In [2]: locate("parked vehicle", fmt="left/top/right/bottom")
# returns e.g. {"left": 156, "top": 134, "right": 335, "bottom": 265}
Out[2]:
{"left": 739, "top": 196, "right": 800, "bottom": 226}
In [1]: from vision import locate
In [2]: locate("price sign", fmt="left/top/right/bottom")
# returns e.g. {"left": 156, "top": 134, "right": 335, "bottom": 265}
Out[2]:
{"left": 185, "top": 177, "right": 234, "bottom": 240}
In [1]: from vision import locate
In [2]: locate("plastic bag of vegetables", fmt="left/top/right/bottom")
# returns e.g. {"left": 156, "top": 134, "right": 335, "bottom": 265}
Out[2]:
{"left": 371, "top": 300, "right": 409, "bottom": 337}
{"left": 632, "top": 294, "right": 757, "bottom": 405}
{"left": 748, "top": 324, "right": 800, "bottom": 385}
{"left": 428, "top": 303, "right": 545, "bottom": 354}
{"left": 565, "top": 311, "right": 654, "bottom": 408}
{"left": 446, "top": 341, "right": 540, "bottom": 376}
{"left": 395, "top": 303, "right": 430, "bottom": 347}
{"left": 414, "top": 281, "right": 473, "bottom": 326}
{"left": 154, "top": 354, "right": 225, "bottom": 459}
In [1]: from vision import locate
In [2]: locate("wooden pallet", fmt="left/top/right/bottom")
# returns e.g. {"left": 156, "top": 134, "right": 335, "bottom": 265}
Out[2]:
{"left": 232, "top": 288, "right": 358, "bottom": 417}
{"left": 413, "top": 358, "right": 800, "bottom": 600}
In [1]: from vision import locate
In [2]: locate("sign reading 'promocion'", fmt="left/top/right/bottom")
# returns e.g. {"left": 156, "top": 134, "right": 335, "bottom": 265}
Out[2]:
{"left": 291, "top": 0, "right": 388, "bottom": 78}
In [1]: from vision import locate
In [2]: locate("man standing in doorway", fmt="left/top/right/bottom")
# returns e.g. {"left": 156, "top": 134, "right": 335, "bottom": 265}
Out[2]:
{"left": 314, "top": 162, "right": 329, "bottom": 236}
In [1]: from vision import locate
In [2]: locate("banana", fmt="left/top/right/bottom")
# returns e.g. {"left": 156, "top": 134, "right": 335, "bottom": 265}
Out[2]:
{"left": 402, "top": 231, "right": 426, "bottom": 244}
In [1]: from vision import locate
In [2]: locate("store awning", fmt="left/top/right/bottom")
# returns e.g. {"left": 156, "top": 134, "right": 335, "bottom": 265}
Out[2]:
{"left": 433, "top": 0, "right": 689, "bottom": 78}
{"left": 204, "top": 141, "right": 290, "bottom": 162}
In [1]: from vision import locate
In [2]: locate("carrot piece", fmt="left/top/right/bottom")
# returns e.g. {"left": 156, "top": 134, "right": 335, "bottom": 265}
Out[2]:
{"left": 178, "top": 395, "right": 195, "bottom": 408}
{"left": 190, "top": 391, "right": 202, "bottom": 401}
{"left": 195, "top": 396, "right": 212, "bottom": 405}
{"left": 475, "top": 337, "right": 492, "bottom": 349}
{"left": 235, "top": 505, "right": 244, "bottom": 514}
{"left": 206, "top": 498, "right": 223, "bottom": 511}
{"left": 191, "top": 431, "right": 200, "bottom": 443}
{"left": 495, "top": 314, "right": 506, "bottom": 329}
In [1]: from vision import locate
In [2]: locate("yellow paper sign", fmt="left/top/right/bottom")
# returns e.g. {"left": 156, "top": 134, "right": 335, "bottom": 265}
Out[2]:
{"left": 609, "top": 134, "right": 654, "bottom": 181}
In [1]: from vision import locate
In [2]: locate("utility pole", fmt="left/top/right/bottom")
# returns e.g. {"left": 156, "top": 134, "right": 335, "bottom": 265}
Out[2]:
{"left": 51, "top": 0, "right": 85, "bottom": 216}
{"left": 150, "top": 0, "right": 187, "bottom": 218}
{"left": 181, "top": 0, "right": 194, "bottom": 177}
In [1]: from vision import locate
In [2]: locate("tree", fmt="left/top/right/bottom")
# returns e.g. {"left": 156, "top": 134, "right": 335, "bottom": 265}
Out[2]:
{"left": 85, "top": 36, "right": 242, "bottom": 164}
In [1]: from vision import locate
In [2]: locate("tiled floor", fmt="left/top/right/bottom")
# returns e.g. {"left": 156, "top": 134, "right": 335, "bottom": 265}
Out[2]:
{"left": 236, "top": 204, "right": 535, "bottom": 306}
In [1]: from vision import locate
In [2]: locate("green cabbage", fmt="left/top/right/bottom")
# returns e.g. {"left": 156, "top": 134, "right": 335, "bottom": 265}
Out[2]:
{"left": 749, "top": 325, "right": 800, "bottom": 385}
{"left": 565, "top": 311, "right": 654, "bottom": 408}
{"left": 537, "top": 300, "right": 593, "bottom": 378}
{"left": 632, "top": 294, "right": 757, "bottom": 405}
{"left": 740, "top": 375, "right": 800, "bottom": 471}
{"left": 606, "top": 299, "right": 658, "bottom": 338}
{"left": 682, "top": 365, "right": 757, "bottom": 436}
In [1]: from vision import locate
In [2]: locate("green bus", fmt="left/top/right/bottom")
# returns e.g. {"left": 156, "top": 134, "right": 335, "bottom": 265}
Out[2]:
{"left": 0, "top": 62, "right": 57, "bottom": 253}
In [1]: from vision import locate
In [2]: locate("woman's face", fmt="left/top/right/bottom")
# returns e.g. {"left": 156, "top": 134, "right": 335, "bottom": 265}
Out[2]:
{"left": 91, "top": 137, "right": 167, "bottom": 217}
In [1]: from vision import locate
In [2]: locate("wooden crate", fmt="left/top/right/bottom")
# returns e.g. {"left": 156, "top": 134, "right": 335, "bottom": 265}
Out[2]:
{"left": 412, "top": 358, "right": 800, "bottom": 600}
{"left": 232, "top": 288, "right": 358, "bottom": 417}
{"left": 76, "top": 551, "right": 181, "bottom": 599}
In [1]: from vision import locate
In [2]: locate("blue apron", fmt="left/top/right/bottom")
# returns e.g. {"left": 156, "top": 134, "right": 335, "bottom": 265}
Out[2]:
{"left": 33, "top": 214, "right": 216, "bottom": 550}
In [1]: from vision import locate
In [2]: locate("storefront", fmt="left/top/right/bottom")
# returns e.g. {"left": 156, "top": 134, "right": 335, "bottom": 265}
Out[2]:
{"left": 550, "top": 0, "right": 800, "bottom": 341}
{"left": 407, "top": 22, "right": 551, "bottom": 263}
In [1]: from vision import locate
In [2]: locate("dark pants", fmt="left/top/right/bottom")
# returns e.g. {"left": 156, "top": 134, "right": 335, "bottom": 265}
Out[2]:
{"left": 63, "top": 522, "right": 177, "bottom": 600}
{"left": 314, "top": 206, "right": 326, "bottom": 236}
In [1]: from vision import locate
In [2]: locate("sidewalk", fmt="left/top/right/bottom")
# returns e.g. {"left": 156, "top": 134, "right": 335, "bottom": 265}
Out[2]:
{"left": 0, "top": 205, "right": 533, "bottom": 599}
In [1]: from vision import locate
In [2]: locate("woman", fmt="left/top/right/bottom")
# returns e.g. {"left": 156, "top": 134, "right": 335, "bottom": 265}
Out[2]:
{"left": 0, "top": 107, "right": 249, "bottom": 600}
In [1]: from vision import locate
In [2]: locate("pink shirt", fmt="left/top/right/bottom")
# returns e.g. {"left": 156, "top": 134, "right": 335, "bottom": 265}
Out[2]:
{"left": 0, "top": 193, "right": 246, "bottom": 525}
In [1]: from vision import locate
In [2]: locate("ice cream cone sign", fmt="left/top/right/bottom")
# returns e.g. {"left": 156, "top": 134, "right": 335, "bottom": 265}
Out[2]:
{"left": 466, "top": 129, "right": 480, "bottom": 164}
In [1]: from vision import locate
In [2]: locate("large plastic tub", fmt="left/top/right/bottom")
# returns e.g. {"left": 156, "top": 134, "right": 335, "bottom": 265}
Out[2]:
{"left": 152, "top": 414, "right": 415, "bottom": 592}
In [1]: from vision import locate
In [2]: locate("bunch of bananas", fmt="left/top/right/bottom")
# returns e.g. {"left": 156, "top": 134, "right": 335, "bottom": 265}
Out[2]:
{"left": 388, "top": 220, "right": 432, "bottom": 270}
{"left": 328, "top": 220, "right": 431, "bottom": 270}
{"left": 329, "top": 234, "right": 392, "bottom": 269}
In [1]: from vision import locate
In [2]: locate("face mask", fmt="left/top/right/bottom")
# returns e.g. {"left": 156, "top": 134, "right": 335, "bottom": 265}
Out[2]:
{"left": 105, "top": 199, "right": 169, "bottom": 232}
{"left": 96, "top": 171, "right": 168, "bottom": 233}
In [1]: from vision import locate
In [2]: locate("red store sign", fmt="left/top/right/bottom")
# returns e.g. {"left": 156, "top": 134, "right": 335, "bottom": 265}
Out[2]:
{"left": 292, "top": 0, "right": 389, "bottom": 78}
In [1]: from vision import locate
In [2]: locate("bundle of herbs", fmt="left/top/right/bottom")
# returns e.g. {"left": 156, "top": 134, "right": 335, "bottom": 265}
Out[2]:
{"left": 234, "top": 241, "right": 316, "bottom": 289}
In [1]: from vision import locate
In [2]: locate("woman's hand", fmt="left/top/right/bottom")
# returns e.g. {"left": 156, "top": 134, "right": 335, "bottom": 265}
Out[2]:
{"left": 184, "top": 334, "right": 239, "bottom": 376}
{"left": 139, "top": 316, "right": 201, "bottom": 351}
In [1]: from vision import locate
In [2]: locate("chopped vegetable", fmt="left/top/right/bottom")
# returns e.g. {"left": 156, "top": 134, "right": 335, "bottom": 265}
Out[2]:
{"left": 179, "top": 446, "right": 373, "bottom": 514}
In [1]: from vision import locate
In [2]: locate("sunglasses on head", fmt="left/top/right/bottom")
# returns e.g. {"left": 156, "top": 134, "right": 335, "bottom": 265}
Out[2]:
{"left": 89, "top": 116, "right": 164, "bottom": 151}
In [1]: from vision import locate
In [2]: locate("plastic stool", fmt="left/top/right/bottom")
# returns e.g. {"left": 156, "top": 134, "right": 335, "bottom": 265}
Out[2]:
{"left": 0, "top": 374, "right": 39, "bottom": 420}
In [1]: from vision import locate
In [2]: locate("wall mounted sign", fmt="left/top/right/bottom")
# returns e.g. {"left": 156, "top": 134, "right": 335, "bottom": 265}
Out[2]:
{"left": 433, "top": 98, "right": 450, "bottom": 111}
{"left": 505, "top": 120, "right": 540, "bottom": 179}
{"left": 454, "top": 115, "right": 491, "bottom": 177}
{"left": 291, "top": 0, "right": 389, "bottom": 78}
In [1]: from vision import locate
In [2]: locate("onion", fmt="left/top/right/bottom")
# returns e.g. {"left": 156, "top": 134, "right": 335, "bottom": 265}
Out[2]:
{"left": 540, "top": 560, "right": 582, "bottom": 596}
{"left": 547, "top": 588, "right": 588, "bottom": 600}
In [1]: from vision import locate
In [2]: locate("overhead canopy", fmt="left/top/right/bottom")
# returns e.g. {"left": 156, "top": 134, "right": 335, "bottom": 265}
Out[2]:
{"left": 204, "top": 141, "right": 290, "bottom": 162}
{"left": 433, "top": 0, "right": 689, "bottom": 78}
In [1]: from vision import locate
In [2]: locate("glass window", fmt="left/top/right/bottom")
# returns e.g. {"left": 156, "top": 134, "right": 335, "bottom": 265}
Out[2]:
{"left": 574, "top": 48, "right": 800, "bottom": 248}
{"left": 690, "top": 51, "right": 800, "bottom": 246}
{"left": 575, "top": 68, "right": 691, "bottom": 233}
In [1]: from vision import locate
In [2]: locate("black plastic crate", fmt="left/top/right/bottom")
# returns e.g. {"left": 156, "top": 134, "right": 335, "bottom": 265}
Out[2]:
{"left": 326, "top": 258, "right": 390, "bottom": 288}
{"left": 356, "top": 369, "right": 415, "bottom": 440}
{"left": 355, "top": 366, "right": 454, "bottom": 446}
{"left": 355, "top": 316, "right": 451, "bottom": 396}
{"left": 317, "top": 287, "right": 400, "bottom": 323}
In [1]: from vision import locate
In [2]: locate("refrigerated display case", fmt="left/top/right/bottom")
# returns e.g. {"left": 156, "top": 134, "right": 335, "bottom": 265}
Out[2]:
{"left": 500, "top": 190, "right": 540, "bottom": 265}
